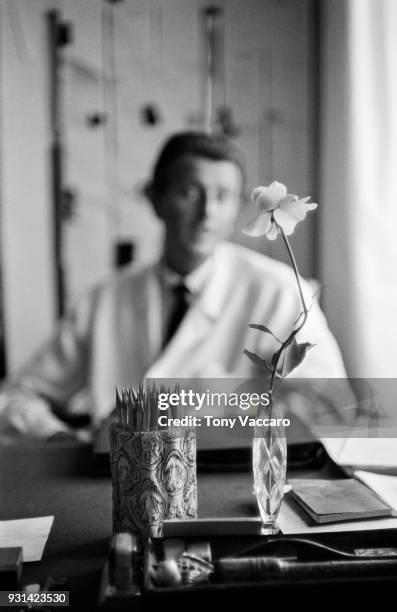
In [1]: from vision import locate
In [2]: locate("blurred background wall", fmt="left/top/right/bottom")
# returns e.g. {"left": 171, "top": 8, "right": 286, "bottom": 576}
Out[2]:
{"left": 0, "top": 0, "right": 315, "bottom": 372}
{"left": 1, "top": 0, "right": 396, "bottom": 379}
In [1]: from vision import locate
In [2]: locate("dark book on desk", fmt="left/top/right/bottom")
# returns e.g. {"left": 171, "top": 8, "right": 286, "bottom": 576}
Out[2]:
{"left": 289, "top": 478, "right": 394, "bottom": 524}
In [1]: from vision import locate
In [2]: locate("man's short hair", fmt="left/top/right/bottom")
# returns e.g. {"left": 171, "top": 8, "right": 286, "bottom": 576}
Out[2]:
{"left": 150, "top": 131, "right": 246, "bottom": 198}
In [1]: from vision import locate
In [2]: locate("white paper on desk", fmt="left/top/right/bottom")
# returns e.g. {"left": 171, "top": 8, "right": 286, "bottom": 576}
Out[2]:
{"left": 354, "top": 471, "right": 397, "bottom": 512}
{"left": 0, "top": 516, "right": 54, "bottom": 562}
{"left": 278, "top": 495, "right": 397, "bottom": 535}
{"left": 321, "top": 437, "right": 397, "bottom": 473}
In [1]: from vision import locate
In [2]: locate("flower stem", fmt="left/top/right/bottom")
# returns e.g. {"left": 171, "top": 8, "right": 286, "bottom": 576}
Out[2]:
{"left": 268, "top": 217, "right": 309, "bottom": 398}
{"left": 279, "top": 228, "right": 308, "bottom": 319}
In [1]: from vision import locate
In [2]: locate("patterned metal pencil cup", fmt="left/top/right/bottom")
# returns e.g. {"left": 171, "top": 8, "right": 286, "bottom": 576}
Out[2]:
{"left": 109, "top": 424, "right": 197, "bottom": 539}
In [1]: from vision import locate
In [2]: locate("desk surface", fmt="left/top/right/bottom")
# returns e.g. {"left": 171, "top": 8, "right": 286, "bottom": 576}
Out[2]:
{"left": 0, "top": 441, "right": 394, "bottom": 608}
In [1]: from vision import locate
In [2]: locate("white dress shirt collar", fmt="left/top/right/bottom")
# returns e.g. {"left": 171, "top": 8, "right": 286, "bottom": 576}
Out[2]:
{"left": 158, "top": 253, "right": 215, "bottom": 296}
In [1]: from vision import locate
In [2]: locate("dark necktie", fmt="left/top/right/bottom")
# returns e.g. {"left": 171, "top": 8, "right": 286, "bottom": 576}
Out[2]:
{"left": 163, "top": 282, "right": 190, "bottom": 348}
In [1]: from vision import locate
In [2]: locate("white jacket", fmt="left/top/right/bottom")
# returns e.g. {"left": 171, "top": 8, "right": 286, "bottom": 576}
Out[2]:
{"left": 0, "top": 242, "right": 347, "bottom": 439}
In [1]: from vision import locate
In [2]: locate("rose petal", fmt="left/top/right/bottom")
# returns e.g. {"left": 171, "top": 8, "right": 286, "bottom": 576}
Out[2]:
{"left": 267, "top": 181, "right": 288, "bottom": 201}
{"left": 251, "top": 186, "right": 267, "bottom": 203}
{"left": 279, "top": 194, "right": 298, "bottom": 207}
{"left": 242, "top": 212, "right": 273, "bottom": 237}
{"left": 265, "top": 222, "right": 280, "bottom": 241}
{"left": 274, "top": 196, "right": 317, "bottom": 235}
{"left": 280, "top": 197, "right": 317, "bottom": 220}
{"left": 251, "top": 181, "right": 287, "bottom": 212}
{"left": 251, "top": 189, "right": 274, "bottom": 211}
{"left": 272, "top": 208, "right": 299, "bottom": 235}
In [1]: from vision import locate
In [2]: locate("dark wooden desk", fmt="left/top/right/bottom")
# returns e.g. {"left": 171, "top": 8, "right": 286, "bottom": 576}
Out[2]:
{"left": 0, "top": 441, "right": 395, "bottom": 609}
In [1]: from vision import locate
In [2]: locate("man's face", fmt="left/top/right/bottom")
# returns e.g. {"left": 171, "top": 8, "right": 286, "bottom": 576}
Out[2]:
{"left": 154, "top": 154, "right": 243, "bottom": 270}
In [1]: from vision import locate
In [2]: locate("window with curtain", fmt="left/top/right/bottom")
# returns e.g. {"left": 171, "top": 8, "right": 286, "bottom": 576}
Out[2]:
{"left": 320, "top": 0, "right": 397, "bottom": 378}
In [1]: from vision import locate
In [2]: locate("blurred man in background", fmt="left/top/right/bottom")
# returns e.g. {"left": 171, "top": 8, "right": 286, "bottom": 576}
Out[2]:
{"left": 0, "top": 131, "right": 349, "bottom": 441}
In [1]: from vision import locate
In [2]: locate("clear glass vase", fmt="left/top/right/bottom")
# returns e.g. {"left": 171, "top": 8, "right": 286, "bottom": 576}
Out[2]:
{"left": 253, "top": 405, "right": 287, "bottom": 535}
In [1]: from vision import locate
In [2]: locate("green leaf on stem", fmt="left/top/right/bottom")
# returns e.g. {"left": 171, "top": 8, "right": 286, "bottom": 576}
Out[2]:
{"left": 271, "top": 338, "right": 315, "bottom": 378}
{"left": 248, "top": 323, "right": 283, "bottom": 344}
{"left": 243, "top": 349, "right": 273, "bottom": 373}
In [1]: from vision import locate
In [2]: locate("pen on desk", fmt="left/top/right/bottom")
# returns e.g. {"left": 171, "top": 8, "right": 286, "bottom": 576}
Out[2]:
{"left": 118, "top": 389, "right": 125, "bottom": 427}
{"left": 136, "top": 398, "right": 140, "bottom": 431}
{"left": 149, "top": 385, "right": 156, "bottom": 431}
{"left": 146, "top": 388, "right": 150, "bottom": 432}
{"left": 147, "top": 394, "right": 154, "bottom": 431}
{"left": 117, "top": 383, "right": 187, "bottom": 432}
{"left": 132, "top": 388, "right": 136, "bottom": 428}
{"left": 127, "top": 387, "right": 132, "bottom": 430}
{"left": 137, "top": 396, "right": 141, "bottom": 431}
{"left": 144, "top": 401, "right": 149, "bottom": 432}
{"left": 142, "top": 396, "right": 145, "bottom": 431}
{"left": 131, "top": 387, "right": 137, "bottom": 430}
{"left": 123, "top": 389, "right": 130, "bottom": 428}
{"left": 116, "top": 388, "right": 122, "bottom": 425}
{"left": 215, "top": 556, "right": 397, "bottom": 583}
